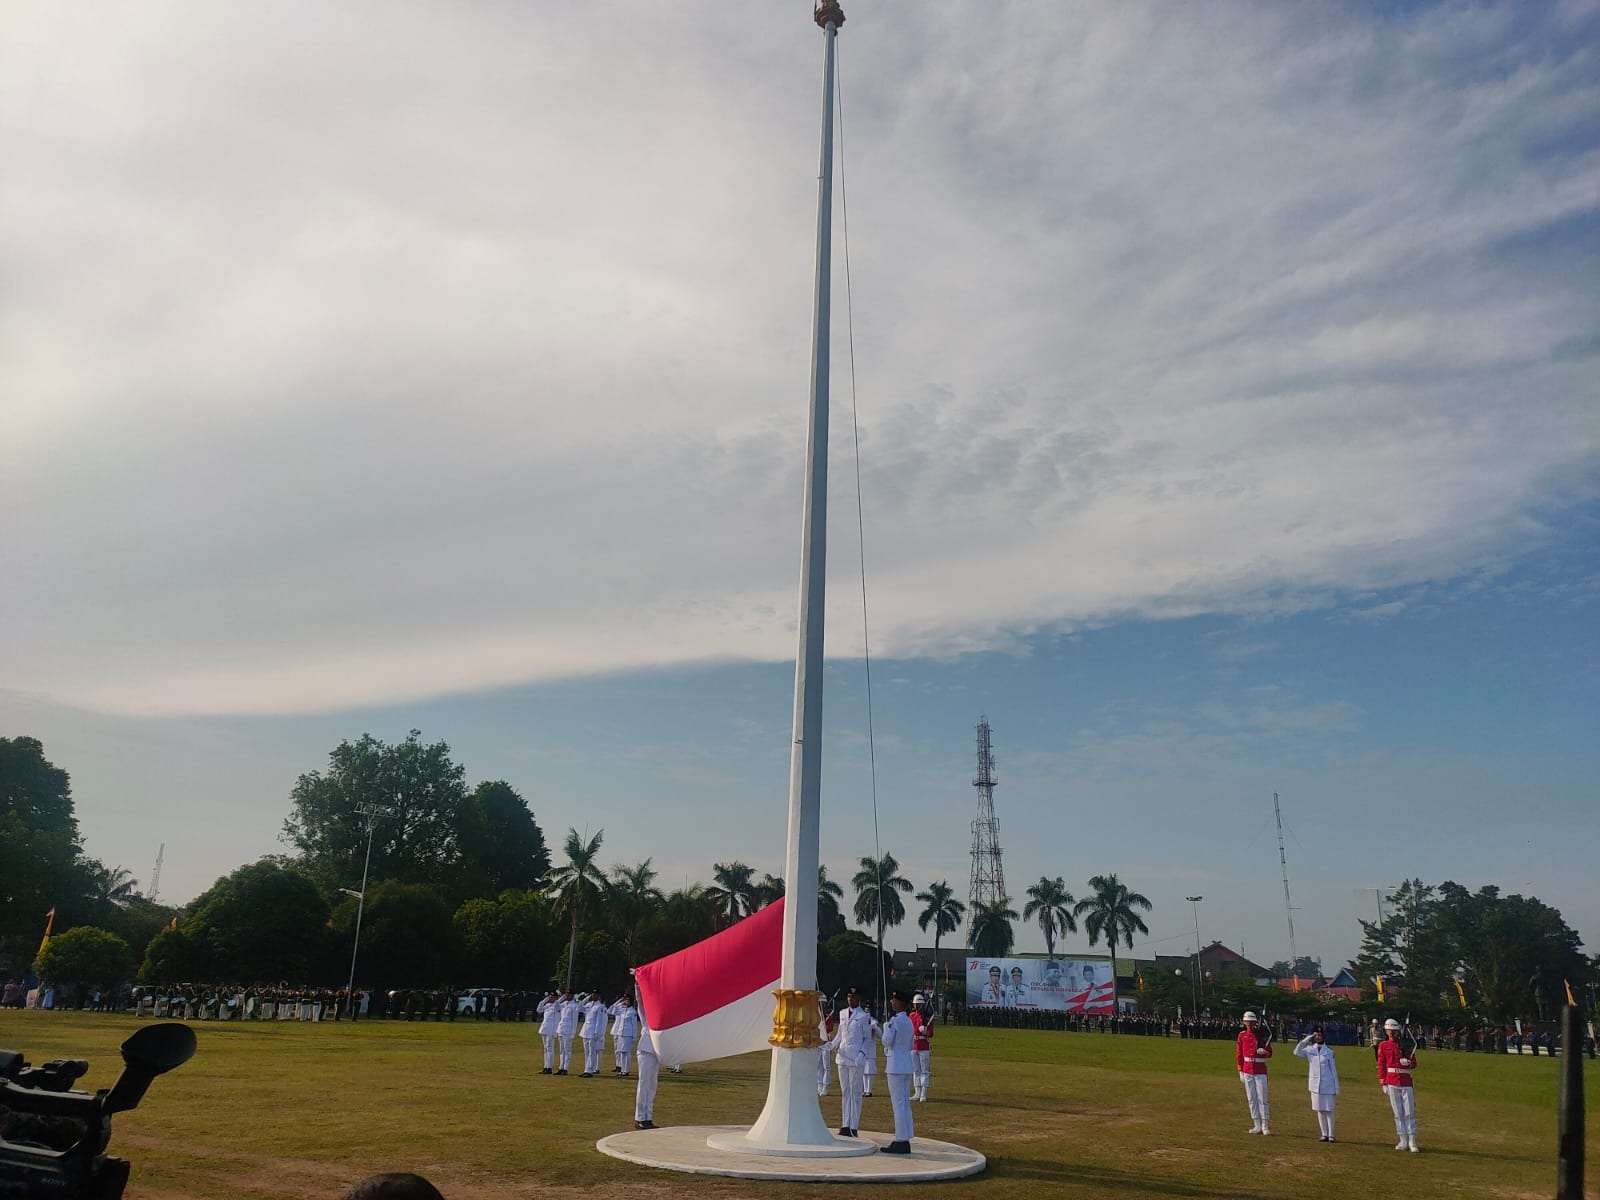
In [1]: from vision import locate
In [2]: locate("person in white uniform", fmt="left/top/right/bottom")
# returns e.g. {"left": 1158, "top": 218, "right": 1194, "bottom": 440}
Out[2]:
{"left": 1293, "top": 1026, "right": 1340, "bottom": 1141}
{"left": 579, "top": 992, "right": 608, "bottom": 1077}
{"left": 633, "top": 1024, "right": 660, "bottom": 1129}
{"left": 879, "top": 992, "right": 915, "bottom": 1154}
{"left": 555, "top": 990, "right": 580, "bottom": 1075}
{"left": 826, "top": 986, "right": 878, "bottom": 1137}
{"left": 611, "top": 994, "right": 639, "bottom": 1076}
{"left": 536, "top": 991, "right": 560, "bottom": 1074}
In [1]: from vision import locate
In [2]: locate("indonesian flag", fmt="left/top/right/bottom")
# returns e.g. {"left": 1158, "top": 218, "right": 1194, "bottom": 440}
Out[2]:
{"left": 634, "top": 897, "right": 784, "bottom": 1066}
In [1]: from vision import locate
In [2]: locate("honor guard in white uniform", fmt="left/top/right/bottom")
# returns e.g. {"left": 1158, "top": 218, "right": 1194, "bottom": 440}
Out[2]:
{"left": 580, "top": 993, "right": 608, "bottom": 1077}
{"left": 1293, "top": 1027, "right": 1341, "bottom": 1141}
{"left": 909, "top": 993, "right": 934, "bottom": 1101}
{"left": 633, "top": 1025, "right": 660, "bottom": 1129}
{"left": 879, "top": 993, "right": 915, "bottom": 1154}
{"left": 611, "top": 995, "right": 639, "bottom": 1075}
{"left": 536, "top": 991, "right": 560, "bottom": 1073}
{"left": 825, "top": 986, "right": 878, "bottom": 1138}
{"left": 555, "top": 991, "right": 580, "bottom": 1074}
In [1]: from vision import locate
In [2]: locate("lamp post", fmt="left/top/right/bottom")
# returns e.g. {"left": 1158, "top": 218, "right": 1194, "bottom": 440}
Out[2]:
{"left": 344, "top": 804, "right": 390, "bottom": 1018}
{"left": 1185, "top": 896, "right": 1204, "bottom": 1016}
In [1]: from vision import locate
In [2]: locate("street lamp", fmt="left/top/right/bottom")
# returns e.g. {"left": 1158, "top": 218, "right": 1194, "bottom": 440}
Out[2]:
{"left": 1185, "top": 896, "right": 1204, "bottom": 1016}
{"left": 343, "top": 804, "right": 391, "bottom": 1019}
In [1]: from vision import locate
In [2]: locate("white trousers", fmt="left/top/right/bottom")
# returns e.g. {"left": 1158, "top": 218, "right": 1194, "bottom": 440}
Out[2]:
{"left": 1387, "top": 1085, "right": 1416, "bottom": 1138}
{"left": 1315, "top": 1108, "right": 1336, "bottom": 1138}
{"left": 863, "top": 1056, "right": 876, "bottom": 1093}
{"left": 1240, "top": 1072, "right": 1270, "bottom": 1126}
{"left": 634, "top": 1044, "right": 659, "bottom": 1122}
{"left": 837, "top": 1057, "right": 864, "bottom": 1130}
{"left": 558, "top": 1034, "right": 574, "bottom": 1070}
{"left": 912, "top": 1049, "right": 931, "bottom": 1096}
{"left": 615, "top": 1035, "right": 635, "bottom": 1074}
{"left": 582, "top": 1035, "right": 603, "bottom": 1074}
{"left": 541, "top": 1034, "right": 557, "bottom": 1069}
{"left": 817, "top": 1047, "right": 832, "bottom": 1093}
{"left": 887, "top": 1072, "right": 914, "bottom": 1142}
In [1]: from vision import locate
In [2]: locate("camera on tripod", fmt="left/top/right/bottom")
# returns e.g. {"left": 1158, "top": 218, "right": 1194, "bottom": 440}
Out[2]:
{"left": 0, "top": 1022, "right": 196, "bottom": 1199}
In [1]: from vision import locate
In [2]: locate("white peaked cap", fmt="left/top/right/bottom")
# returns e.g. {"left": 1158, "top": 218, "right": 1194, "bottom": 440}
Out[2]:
{"left": 1384, "top": 1018, "right": 1402, "bottom": 1029}
{"left": 1242, "top": 1011, "right": 1259, "bottom": 1022}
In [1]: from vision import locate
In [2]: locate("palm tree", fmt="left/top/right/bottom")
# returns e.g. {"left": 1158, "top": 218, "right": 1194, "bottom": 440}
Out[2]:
{"left": 88, "top": 864, "right": 140, "bottom": 909}
{"left": 852, "top": 853, "right": 913, "bottom": 982}
{"left": 662, "top": 883, "right": 718, "bottom": 942}
{"left": 1072, "top": 873, "right": 1152, "bottom": 992}
{"left": 1023, "top": 876, "right": 1077, "bottom": 957}
{"left": 706, "top": 861, "right": 758, "bottom": 927}
{"left": 547, "top": 828, "right": 606, "bottom": 989}
{"left": 606, "top": 858, "right": 664, "bottom": 964}
{"left": 969, "top": 898, "right": 1019, "bottom": 957}
{"left": 915, "top": 880, "right": 966, "bottom": 986}
{"left": 818, "top": 865, "right": 846, "bottom": 935}
{"left": 754, "top": 873, "right": 786, "bottom": 909}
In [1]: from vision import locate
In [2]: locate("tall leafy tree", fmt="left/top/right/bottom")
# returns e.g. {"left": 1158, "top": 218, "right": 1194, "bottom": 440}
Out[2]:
{"left": 181, "top": 859, "right": 331, "bottom": 982}
{"left": 852, "top": 853, "right": 913, "bottom": 974}
{"left": 453, "top": 780, "right": 549, "bottom": 900}
{"left": 1023, "top": 876, "right": 1077, "bottom": 957}
{"left": 706, "top": 861, "right": 758, "bottom": 926}
{"left": 969, "top": 898, "right": 1019, "bottom": 957}
{"left": 606, "top": 859, "right": 665, "bottom": 964}
{"left": 34, "top": 926, "right": 132, "bottom": 989}
{"left": 547, "top": 828, "right": 606, "bottom": 990}
{"left": 281, "top": 730, "right": 467, "bottom": 890}
{"left": 1073, "top": 874, "right": 1152, "bottom": 989}
{"left": 915, "top": 880, "right": 966, "bottom": 966}
{"left": 1436, "top": 882, "right": 1587, "bottom": 1020}
{"left": 0, "top": 736, "right": 89, "bottom": 968}
{"left": 818, "top": 865, "right": 847, "bottom": 938}
{"left": 754, "top": 873, "right": 786, "bottom": 909}
{"left": 454, "top": 890, "right": 556, "bottom": 988}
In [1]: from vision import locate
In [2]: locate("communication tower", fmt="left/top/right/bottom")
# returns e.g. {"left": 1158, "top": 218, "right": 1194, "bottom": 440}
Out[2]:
{"left": 148, "top": 843, "right": 165, "bottom": 904}
{"left": 967, "top": 717, "right": 1006, "bottom": 930}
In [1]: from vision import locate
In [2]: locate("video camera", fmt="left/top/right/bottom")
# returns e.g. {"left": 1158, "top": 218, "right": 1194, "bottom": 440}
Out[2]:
{"left": 0, "top": 1022, "right": 195, "bottom": 1199}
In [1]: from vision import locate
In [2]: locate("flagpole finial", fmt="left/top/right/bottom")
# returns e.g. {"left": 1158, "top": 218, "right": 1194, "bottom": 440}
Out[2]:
{"left": 814, "top": 1, "right": 844, "bottom": 30}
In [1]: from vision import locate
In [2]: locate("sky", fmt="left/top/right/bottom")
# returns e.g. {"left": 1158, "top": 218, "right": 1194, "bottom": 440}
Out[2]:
{"left": 2, "top": 2, "right": 1596, "bottom": 974}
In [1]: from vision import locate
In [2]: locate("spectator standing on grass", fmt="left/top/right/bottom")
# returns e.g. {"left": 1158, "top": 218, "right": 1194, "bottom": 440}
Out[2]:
{"left": 1236, "top": 1011, "right": 1272, "bottom": 1135}
{"left": 1293, "top": 1027, "right": 1340, "bottom": 1142}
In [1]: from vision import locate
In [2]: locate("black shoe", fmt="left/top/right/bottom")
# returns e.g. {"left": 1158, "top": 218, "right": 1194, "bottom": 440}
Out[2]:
{"left": 880, "top": 1141, "right": 911, "bottom": 1155}
{"left": 634, "top": 1120, "right": 656, "bottom": 1130}
{"left": 838, "top": 1127, "right": 851, "bottom": 1136}
{"left": 540, "top": 1068, "right": 552, "bottom": 1074}
{"left": 555, "top": 1069, "right": 568, "bottom": 1075}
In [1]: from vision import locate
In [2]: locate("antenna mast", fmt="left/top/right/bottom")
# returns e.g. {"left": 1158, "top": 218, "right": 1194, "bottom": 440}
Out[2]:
{"left": 967, "top": 717, "right": 1006, "bottom": 928}
{"left": 1273, "top": 792, "right": 1297, "bottom": 971}
{"left": 148, "top": 843, "right": 165, "bottom": 903}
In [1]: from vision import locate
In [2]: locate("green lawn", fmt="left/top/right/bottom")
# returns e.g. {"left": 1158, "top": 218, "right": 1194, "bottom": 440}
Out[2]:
{"left": 3, "top": 1011, "right": 1594, "bottom": 1199}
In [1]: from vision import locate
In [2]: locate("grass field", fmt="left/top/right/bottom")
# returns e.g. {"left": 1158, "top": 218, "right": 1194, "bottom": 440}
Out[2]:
{"left": 2, "top": 1011, "right": 1594, "bottom": 1199}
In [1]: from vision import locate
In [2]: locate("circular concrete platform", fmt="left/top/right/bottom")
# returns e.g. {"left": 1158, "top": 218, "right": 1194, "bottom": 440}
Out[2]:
{"left": 597, "top": 1125, "right": 986, "bottom": 1182}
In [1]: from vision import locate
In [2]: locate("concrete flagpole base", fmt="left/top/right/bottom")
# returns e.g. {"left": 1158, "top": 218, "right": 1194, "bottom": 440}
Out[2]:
{"left": 598, "top": 1126, "right": 986, "bottom": 1182}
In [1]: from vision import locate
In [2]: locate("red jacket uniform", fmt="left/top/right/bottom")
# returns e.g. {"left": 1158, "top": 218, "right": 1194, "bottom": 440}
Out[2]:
{"left": 909, "top": 1009, "right": 932, "bottom": 1052}
{"left": 1376, "top": 1039, "right": 1416, "bottom": 1088}
{"left": 1236, "top": 1028, "right": 1272, "bottom": 1075}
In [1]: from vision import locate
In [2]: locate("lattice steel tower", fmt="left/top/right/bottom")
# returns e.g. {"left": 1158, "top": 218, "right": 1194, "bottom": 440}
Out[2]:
{"left": 967, "top": 717, "right": 1006, "bottom": 930}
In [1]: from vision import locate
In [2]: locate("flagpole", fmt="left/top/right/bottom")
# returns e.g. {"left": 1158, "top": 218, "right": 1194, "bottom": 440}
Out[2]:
{"left": 737, "top": 0, "right": 854, "bottom": 1154}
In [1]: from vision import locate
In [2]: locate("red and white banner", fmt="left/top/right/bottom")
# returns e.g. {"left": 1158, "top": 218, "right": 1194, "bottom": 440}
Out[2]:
{"left": 634, "top": 898, "right": 783, "bottom": 1065}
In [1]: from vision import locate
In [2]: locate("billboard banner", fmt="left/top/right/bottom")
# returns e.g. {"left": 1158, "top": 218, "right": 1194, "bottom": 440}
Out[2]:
{"left": 966, "top": 956, "right": 1116, "bottom": 1014}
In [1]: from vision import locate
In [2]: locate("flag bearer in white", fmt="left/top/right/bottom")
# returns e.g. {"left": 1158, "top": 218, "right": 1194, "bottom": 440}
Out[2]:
{"left": 827, "top": 986, "right": 877, "bottom": 1137}
{"left": 633, "top": 1025, "right": 660, "bottom": 1129}
{"left": 555, "top": 991, "right": 580, "bottom": 1074}
{"left": 1293, "top": 1027, "right": 1340, "bottom": 1141}
{"left": 879, "top": 992, "right": 915, "bottom": 1154}
{"left": 536, "top": 991, "right": 560, "bottom": 1073}
{"left": 580, "top": 992, "right": 608, "bottom": 1077}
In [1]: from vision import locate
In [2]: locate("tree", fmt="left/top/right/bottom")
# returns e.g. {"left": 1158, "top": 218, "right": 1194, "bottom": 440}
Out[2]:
{"left": 182, "top": 859, "right": 331, "bottom": 982}
{"left": 754, "top": 873, "right": 786, "bottom": 909}
{"left": 35, "top": 926, "right": 132, "bottom": 989}
{"left": 851, "top": 853, "right": 913, "bottom": 973}
{"left": 969, "top": 898, "right": 1019, "bottom": 957}
{"left": 1437, "top": 882, "right": 1587, "bottom": 1021}
{"left": 453, "top": 890, "right": 556, "bottom": 988}
{"left": 818, "top": 930, "right": 888, "bottom": 1000}
{"left": 706, "top": 862, "right": 758, "bottom": 927}
{"left": 547, "top": 828, "right": 606, "bottom": 990}
{"left": 1023, "top": 876, "right": 1077, "bottom": 957}
{"left": 817, "top": 866, "right": 847, "bottom": 938}
{"left": 333, "top": 880, "right": 458, "bottom": 987}
{"left": 1073, "top": 874, "right": 1152, "bottom": 989}
{"left": 280, "top": 730, "right": 467, "bottom": 891}
{"left": 453, "top": 781, "right": 549, "bottom": 900}
{"left": 915, "top": 880, "right": 966, "bottom": 967}
{"left": 1352, "top": 878, "right": 1454, "bottom": 1007}
{"left": 606, "top": 859, "right": 664, "bottom": 964}
{"left": 0, "top": 736, "right": 89, "bottom": 970}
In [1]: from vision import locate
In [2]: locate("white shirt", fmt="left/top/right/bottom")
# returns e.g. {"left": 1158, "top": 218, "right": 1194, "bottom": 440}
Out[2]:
{"left": 581, "top": 997, "right": 608, "bottom": 1037}
{"left": 556, "top": 998, "right": 580, "bottom": 1036}
{"left": 882, "top": 1010, "right": 914, "bottom": 1074}
{"left": 537, "top": 996, "right": 561, "bottom": 1034}
{"left": 1293, "top": 1036, "right": 1340, "bottom": 1094}
{"left": 831, "top": 1004, "right": 879, "bottom": 1066}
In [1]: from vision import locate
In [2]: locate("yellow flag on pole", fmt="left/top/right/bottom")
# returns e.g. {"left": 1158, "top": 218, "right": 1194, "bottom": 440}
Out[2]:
{"left": 1453, "top": 978, "right": 1467, "bottom": 1008}
{"left": 1375, "top": 975, "right": 1385, "bottom": 1003}
{"left": 37, "top": 906, "right": 56, "bottom": 957}
{"left": 1565, "top": 979, "right": 1577, "bottom": 1006}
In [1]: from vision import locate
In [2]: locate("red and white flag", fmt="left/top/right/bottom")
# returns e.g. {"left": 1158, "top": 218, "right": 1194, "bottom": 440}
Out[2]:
{"left": 634, "top": 897, "right": 784, "bottom": 1066}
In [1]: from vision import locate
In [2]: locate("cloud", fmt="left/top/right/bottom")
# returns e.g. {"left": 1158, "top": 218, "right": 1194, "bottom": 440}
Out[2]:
{"left": 2, "top": 2, "right": 1597, "bottom": 716}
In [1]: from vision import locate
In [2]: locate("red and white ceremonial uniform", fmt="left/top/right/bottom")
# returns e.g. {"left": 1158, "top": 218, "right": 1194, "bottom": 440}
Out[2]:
{"left": 909, "top": 1006, "right": 933, "bottom": 1100}
{"left": 1376, "top": 1039, "right": 1419, "bottom": 1149}
{"left": 1236, "top": 1026, "right": 1272, "bottom": 1132}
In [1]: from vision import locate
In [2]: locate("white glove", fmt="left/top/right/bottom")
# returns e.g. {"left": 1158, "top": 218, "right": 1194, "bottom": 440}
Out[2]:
{"left": 1381, "top": 1085, "right": 1390, "bottom": 1095}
